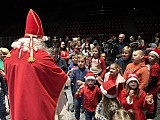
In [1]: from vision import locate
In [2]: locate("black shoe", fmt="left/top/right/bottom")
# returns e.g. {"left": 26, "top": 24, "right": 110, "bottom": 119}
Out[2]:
{"left": 146, "top": 112, "right": 154, "bottom": 119}
{"left": 153, "top": 110, "right": 157, "bottom": 117}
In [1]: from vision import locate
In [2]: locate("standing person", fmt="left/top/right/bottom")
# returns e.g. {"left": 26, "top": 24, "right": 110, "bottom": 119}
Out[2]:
{"left": 4, "top": 9, "right": 67, "bottom": 120}
{"left": 111, "top": 34, "right": 129, "bottom": 61}
{"left": 151, "top": 32, "right": 160, "bottom": 48}
{"left": 103, "top": 63, "right": 125, "bottom": 96}
{"left": 115, "top": 46, "right": 132, "bottom": 74}
{"left": 59, "top": 41, "right": 69, "bottom": 63}
{"left": 68, "top": 52, "right": 78, "bottom": 73}
{"left": 129, "top": 35, "right": 139, "bottom": 51}
{"left": 0, "top": 48, "right": 10, "bottom": 118}
{"left": 75, "top": 71, "right": 101, "bottom": 120}
{"left": 146, "top": 49, "right": 160, "bottom": 118}
{"left": 137, "top": 34, "right": 147, "bottom": 51}
{"left": 51, "top": 47, "right": 68, "bottom": 73}
{"left": 69, "top": 55, "right": 89, "bottom": 120}
{"left": 118, "top": 74, "right": 154, "bottom": 120}
{"left": 67, "top": 52, "right": 79, "bottom": 112}
{"left": 123, "top": 50, "right": 149, "bottom": 90}
{"left": 88, "top": 46, "right": 106, "bottom": 87}
{"left": 52, "top": 36, "right": 60, "bottom": 49}
{"left": 0, "top": 74, "right": 8, "bottom": 120}
{"left": 0, "top": 48, "right": 10, "bottom": 71}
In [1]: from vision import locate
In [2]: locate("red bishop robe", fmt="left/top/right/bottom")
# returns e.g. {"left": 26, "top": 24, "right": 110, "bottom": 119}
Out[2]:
{"left": 4, "top": 48, "right": 67, "bottom": 120}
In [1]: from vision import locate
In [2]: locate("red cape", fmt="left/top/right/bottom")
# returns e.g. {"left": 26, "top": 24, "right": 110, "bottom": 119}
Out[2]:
{"left": 4, "top": 48, "right": 67, "bottom": 120}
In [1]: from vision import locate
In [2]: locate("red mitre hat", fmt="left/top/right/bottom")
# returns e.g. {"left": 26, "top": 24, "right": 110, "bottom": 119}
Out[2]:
{"left": 25, "top": 9, "right": 44, "bottom": 38}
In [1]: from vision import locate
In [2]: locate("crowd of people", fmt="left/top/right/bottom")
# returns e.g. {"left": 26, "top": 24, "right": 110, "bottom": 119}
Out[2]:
{"left": 0, "top": 9, "right": 160, "bottom": 120}
{"left": 46, "top": 32, "right": 160, "bottom": 120}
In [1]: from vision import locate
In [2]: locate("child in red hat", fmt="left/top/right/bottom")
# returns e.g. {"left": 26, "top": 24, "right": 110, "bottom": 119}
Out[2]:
{"left": 146, "top": 48, "right": 160, "bottom": 118}
{"left": 75, "top": 71, "right": 101, "bottom": 120}
{"left": 118, "top": 74, "right": 154, "bottom": 120}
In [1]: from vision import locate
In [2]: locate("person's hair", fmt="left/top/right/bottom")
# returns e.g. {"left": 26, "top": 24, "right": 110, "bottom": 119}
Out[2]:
{"left": 102, "top": 94, "right": 121, "bottom": 118}
{"left": 71, "top": 52, "right": 78, "bottom": 58}
{"left": 101, "top": 52, "right": 106, "bottom": 57}
{"left": 133, "top": 50, "right": 144, "bottom": 56}
{"left": 110, "top": 108, "right": 135, "bottom": 120}
{"left": 122, "top": 46, "right": 132, "bottom": 55}
{"left": 60, "top": 41, "right": 67, "bottom": 51}
{"left": 78, "top": 54, "right": 86, "bottom": 62}
{"left": 52, "top": 48, "right": 59, "bottom": 54}
{"left": 110, "top": 63, "right": 123, "bottom": 76}
{"left": 92, "top": 46, "right": 101, "bottom": 57}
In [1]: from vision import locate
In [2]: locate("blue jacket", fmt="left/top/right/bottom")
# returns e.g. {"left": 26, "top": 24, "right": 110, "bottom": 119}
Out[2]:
{"left": 70, "top": 67, "right": 89, "bottom": 93}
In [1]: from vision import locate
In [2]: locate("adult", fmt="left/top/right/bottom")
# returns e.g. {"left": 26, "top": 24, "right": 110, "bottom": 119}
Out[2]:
{"left": 4, "top": 9, "right": 67, "bottom": 120}
{"left": 111, "top": 33, "right": 129, "bottom": 62}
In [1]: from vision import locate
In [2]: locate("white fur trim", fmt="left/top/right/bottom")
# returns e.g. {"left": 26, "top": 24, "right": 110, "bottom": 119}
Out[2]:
{"left": 86, "top": 76, "right": 95, "bottom": 80}
{"left": 11, "top": 37, "right": 45, "bottom": 52}
{"left": 100, "top": 85, "right": 116, "bottom": 98}
{"left": 126, "top": 78, "right": 139, "bottom": 85}
{"left": 150, "top": 51, "right": 159, "bottom": 58}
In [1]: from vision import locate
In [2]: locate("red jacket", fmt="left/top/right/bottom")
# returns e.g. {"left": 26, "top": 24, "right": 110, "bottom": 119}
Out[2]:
{"left": 75, "top": 84, "right": 101, "bottom": 112}
{"left": 118, "top": 89, "right": 154, "bottom": 120}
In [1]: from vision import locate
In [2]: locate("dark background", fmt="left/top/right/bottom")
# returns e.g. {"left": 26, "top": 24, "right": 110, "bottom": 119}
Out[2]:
{"left": 0, "top": 0, "right": 159, "bottom": 33}
{"left": 0, "top": 0, "right": 160, "bottom": 50}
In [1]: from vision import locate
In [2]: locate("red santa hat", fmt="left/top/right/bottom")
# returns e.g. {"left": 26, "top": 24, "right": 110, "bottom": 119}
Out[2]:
{"left": 100, "top": 81, "right": 116, "bottom": 98}
{"left": 126, "top": 74, "right": 139, "bottom": 85}
{"left": 149, "top": 48, "right": 160, "bottom": 58}
{"left": 85, "top": 71, "right": 96, "bottom": 81}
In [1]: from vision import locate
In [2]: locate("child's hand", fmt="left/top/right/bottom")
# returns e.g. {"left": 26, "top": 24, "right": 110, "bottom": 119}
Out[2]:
{"left": 79, "top": 84, "right": 84, "bottom": 89}
{"left": 96, "top": 76, "right": 103, "bottom": 85}
{"left": 129, "top": 90, "right": 134, "bottom": 97}
{"left": 67, "top": 70, "right": 72, "bottom": 76}
{"left": 95, "top": 112, "right": 99, "bottom": 119}
{"left": 77, "top": 80, "right": 83, "bottom": 86}
{"left": 0, "top": 70, "right": 5, "bottom": 76}
{"left": 146, "top": 94, "right": 153, "bottom": 103}
{"left": 128, "top": 90, "right": 134, "bottom": 103}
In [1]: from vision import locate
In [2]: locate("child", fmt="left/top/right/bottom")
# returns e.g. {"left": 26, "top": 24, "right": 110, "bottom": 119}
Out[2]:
{"left": 88, "top": 46, "right": 106, "bottom": 86}
{"left": 123, "top": 50, "right": 149, "bottom": 90}
{"left": 75, "top": 71, "right": 101, "bottom": 120}
{"left": 101, "top": 52, "right": 110, "bottom": 70}
{"left": 118, "top": 74, "right": 154, "bottom": 120}
{"left": 115, "top": 46, "right": 132, "bottom": 74}
{"left": 0, "top": 74, "right": 8, "bottom": 120}
{"left": 103, "top": 63, "right": 125, "bottom": 96}
{"left": 69, "top": 55, "right": 89, "bottom": 119}
{"left": 146, "top": 48, "right": 160, "bottom": 118}
{"left": 68, "top": 52, "right": 78, "bottom": 75}
{"left": 95, "top": 80, "right": 121, "bottom": 120}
